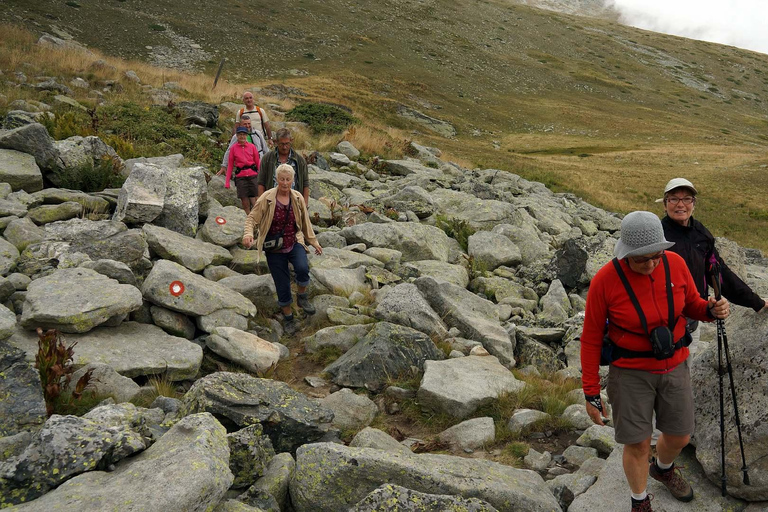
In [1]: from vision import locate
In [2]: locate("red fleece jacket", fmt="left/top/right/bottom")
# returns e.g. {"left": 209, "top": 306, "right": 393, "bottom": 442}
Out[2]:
{"left": 581, "top": 251, "right": 712, "bottom": 396}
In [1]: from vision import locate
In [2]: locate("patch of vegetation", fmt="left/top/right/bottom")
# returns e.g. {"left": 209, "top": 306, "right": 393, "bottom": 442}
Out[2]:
{"left": 435, "top": 214, "right": 475, "bottom": 252}
{"left": 56, "top": 155, "right": 126, "bottom": 192}
{"left": 40, "top": 109, "right": 94, "bottom": 140}
{"left": 35, "top": 328, "right": 94, "bottom": 416}
{"left": 307, "top": 346, "right": 344, "bottom": 366}
{"left": 65, "top": 1, "right": 81, "bottom": 7}
{"left": 149, "top": 24, "right": 166, "bottom": 31}
{"left": 286, "top": 103, "right": 357, "bottom": 134}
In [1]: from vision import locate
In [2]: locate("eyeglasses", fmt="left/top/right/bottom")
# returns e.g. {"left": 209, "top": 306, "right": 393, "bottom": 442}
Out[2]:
{"left": 666, "top": 196, "right": 695, "bottom": 205}
{"left": 630, "top": 252, "right": 664, "bottom": 264}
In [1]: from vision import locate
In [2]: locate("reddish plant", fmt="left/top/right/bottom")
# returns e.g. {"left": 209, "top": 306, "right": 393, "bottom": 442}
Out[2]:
{"left": 34, "top": 328, "right": 93, "bottom": 416}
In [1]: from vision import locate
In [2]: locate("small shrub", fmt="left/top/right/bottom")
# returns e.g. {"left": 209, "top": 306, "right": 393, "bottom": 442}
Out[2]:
{"left": 435, "top": 214, "right": 475, "bottom": 252}
{"left": 149, "top": 24, "right": 166, "bottom": 31}
{"left": 40, "top": 109, "right": 93, "bottom": 140}
{"left": 286, "top": 103, "right": 357, "bottom": 134}
{"left": 307, "top": 346, "right": 344, "bottom": 366}
{"left": 35, "top": 328, "right": 93, "bottom": 416}
{"left": 56, "top": 155, "right": 126, "bottom": 192}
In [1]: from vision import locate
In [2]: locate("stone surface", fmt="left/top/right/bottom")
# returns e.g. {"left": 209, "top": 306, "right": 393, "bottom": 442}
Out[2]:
{"left": 576, "top": 424, "right": 617, "bottom": 456}
{"left": 11, "top": 413, "right": 233, "bottom": 512}
{"left": 290, "top": 442, "right": 561, "bottom": 512}
{"left": 0, "top": 237, "right": 20, "bottom": 276}
{"left": 373, "top": 282, "right": 448, "bottom": 338}
{"left": 80, "top": 259, "right": 137, "bottom": 286}
{"left": 218, "top": 274, "right": 277, "bottom": 313}
{"left": 320, "top": 388, "right": 378, "bottom": 431}
{"left": 0, "top": 123, "right": 62, "bottom": 173}
{"left": 562, "top": 445, "right": 599, "bottom": 467}
{"left": 8, "top": 322, "right": 203, "bottom": 381}
{"left": 507, "top": 409, "right": 551, "bottom": 434}
{"left": 153, "top": 165, "right": 208, "bottom": 237}
{"left": 302, "top": 323, "right": 372, "bottom": 354}
{"left": 0, "top": 339, "right": 46, "bottom": 437}
{"left": 402, "top": 260, "right": 470, "bottom": 288}
{"left": 438, "top": 417, "right": 496, "bottom": 452}
{"left": 324, "top": 322, "right": 444, "bottom": 391}
{"left": 143, "top": 224, "right": 232, "bottom": 272}
{"left": 350, "top": 484, "right": 499, "bottom": 511}
{"left": 468, "top": 230, "right": 522, "bottom": 271}
{"left": 0, "top": 149, "right": 43, "bottom": 192}
{"left": 418, "top": 356, "right": 526, "bottom": 419}
{"left": 349, "top": 427, "right": 413, "bottom": 455}
{"left": 199, "top": 205, "right": 246, "bottom": 247}
{"left": 113, "top": 162, "right": 167, "bottom": 224}
{"left": 250, "top": 452, "right": 295, "bottom": 511}
{"left": 181, "top": 372, "right": 333, "bottom": 452}
{"left": 228, "top": 423, "right": 275, "bottom": 489}
{"left": 340, "top": 222, "right": 460, "bottom": 262}
{"left": 208, "top": 327, "right": 281, "bottom": 373}
{"left": 71, "top": 362, "right": 142, "bottom": 403}
{"left": 20, "top": 267, "right": 143, "bottom": 333}
{"left": 150, "top": 305, "right": 196, "bottom": 339}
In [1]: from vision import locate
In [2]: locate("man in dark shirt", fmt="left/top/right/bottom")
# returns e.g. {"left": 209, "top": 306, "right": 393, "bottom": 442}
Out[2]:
{"left": 257, "top": 128, "right": 309, "bottom": 205}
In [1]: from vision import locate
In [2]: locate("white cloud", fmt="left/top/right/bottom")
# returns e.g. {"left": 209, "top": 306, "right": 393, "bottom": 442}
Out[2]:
{"left": 606, "top": 0, "right": 768, "bottom": 55}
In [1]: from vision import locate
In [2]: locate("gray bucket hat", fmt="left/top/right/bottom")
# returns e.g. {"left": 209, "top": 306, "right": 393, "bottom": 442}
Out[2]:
{"left": 614, "top": 211, "right": 675, "bottom": 259}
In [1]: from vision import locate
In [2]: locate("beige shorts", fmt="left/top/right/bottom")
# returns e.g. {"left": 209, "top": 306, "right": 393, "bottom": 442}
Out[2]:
{"left": 607, "top": 359, "right": 694, "bottom": 445}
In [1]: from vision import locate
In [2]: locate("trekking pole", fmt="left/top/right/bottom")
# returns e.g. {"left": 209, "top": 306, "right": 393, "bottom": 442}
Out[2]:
{"left": 709, "top": 258, "right": 750, "bottom": 495}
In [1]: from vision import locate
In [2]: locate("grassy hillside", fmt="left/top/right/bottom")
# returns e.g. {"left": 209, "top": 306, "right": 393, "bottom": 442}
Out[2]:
{"left": 3, "top": 0, "right": 768, "bottom": 250}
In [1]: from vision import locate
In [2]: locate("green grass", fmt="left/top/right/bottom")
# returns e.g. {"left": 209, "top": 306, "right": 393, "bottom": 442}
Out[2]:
{"left": 286, "top": 102, "right": 357, "bottom": 134}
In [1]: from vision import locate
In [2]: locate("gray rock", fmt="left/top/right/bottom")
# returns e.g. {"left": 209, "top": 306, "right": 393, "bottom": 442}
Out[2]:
{"left": 401, "top": 260, "right": 469, "bottom": 288}
{"left": 562, "top": 445, "right": 599, "bottom": 467}
{"left": 8, "top": 322, "right": 203, "bottom": 381}
{"left": 336, "top": 141, "right": 360, "bottom": 159}
{"left": 430, "top": 189, "right": 517, "bottom": 230}
{"left": 0, "top": 276, "right": 16, "bottom": 303}
{"left": 363, "top": 247, "right": 402, "bottom": 270}
{"left": 204, "top": 265, "right": 241, "bottom": 281}
{"left": 538, "top": 279, "right": 571, "bottom": 326}
{"left": 233, "top": 488, "right": 279, "bottom": 511}
{"left": 350, "top": 484, "right": 499, "bottom": 511}
{"left": 181, "top": 372, "right": 334, "bottom": 452}
{"left": 197, "top": 308, "right": 249, "bottom": 333}
{"left": 0, "top": 339, "right": 46, "bottom": 437}
{"left": 524, "top": 448, "right": 552, "bottom": 471}
{"left": 0, "top": 236, "right": 20, "bottom": 275}
{"left": 374, "top": 282, "right": 448, "bottom": 338}
{"left": 12, "top": 413, "right": 233, "bottom": 512}
{"left": 0, "top": 413, "right": 151, "bottom": 505}
{"left": 26, "top": 201, "right": 83, "bottom": 225}
{"left": 250, "top": 452, "right": 295, "bottom": 511}
{"left": 80, "top": 258, "right": 136, "bottom": 286}
{"left": 562, "top": 403, "right": 596, "bottom": 430}
{"left": 50, "top": 135, "right": 121, "bottom": 186}
{"left": 324, "top": 322, "right": 444, "bottom": 391}
{"left": 218, "top": 274, "right": 278, "bottom": 312}
{"left": 303, "top": 323, "right": 372, "bottom": 354}
{"left": 0, "top": 123, "right": 62, "bottom": 173}
{"left": 438, "top": 417, "right": 495, "bottom": 452}
{"left": 3, "top": 217, "right": 45, "bottom": 251}
{"left": 153, "top": 165, "right": 207, "bottom": 237}
{"left": 0, "top": 302, "right": 15, "bottom": 340}
{"left": 207, "top": 175, "right": 240, "bottom": 208}
{"left": 0, "top": 199, "right": 27, "bottom": 217}
{"left": 316, "top": 231, "right": 346, "bottom": 249}
{"left": 208, "top": 327, "right": 281, "bottom": 373}
{"left": 143, "top": 224, "right": 232, "bottom": 272}
{"left": 290, "top": 442, "right": 560, "bottom": 512}
{"left": 507, "top": 409, "right": 551, "bottom": 434}
{"left": 6, "top": 272, "right": 30, "bottom": 291}
{"left": 113, "top": 162, "right": 167, "bottom": 224}
{"left": 228, "top": 424, "right": 275, "bottom": 489}
{"left": 142, "top": 259, "right": 256, "bottom": 318}
{"left": 70, "top": 363, "right": 142, "bottom": 403}
{"left": 199, "top": 206, "right": 246, "bottom": 247}
{"left": 414, "top": 277, "right": 515, "bottom": 367}
{"left": 366, "top": 185, "right": 436, "bottom": 220}
{"left": 320, "top": 388, "right": 378, "bottom": 431}
{"left": 395, "top": 105, "right": 456, "bottom": 137}
{"left": 150, "top": 305, "right": 196, "bottom": 339}
{"left": 576, "top": 424, "right": 617, "bottom": 456}
{"left": 0, "top": 150, "right": 43, "bottom": 192}
{"left": 468, "top": 230, "right": 522, "bottom": 270}
{"left": 20, "top": 267, "right": 142, "bottom": 333}
{"left": 418, "top": 356, "right": 525, "bottom": 419}
{"left": 515, "top": 334, "right": 565, "bottom": 374}
{"left": 340, "top": 222, "right": 460, "bottom": 262}
{"left": 547, "top": 473, "right": 596, "bottom": 510}
{"left": 350, "top": 427, "right": 413, "bottom": 455}
{"left": 178, "top": 101, "right": 219, "bottom": 128}
{"left": 329, "top": 152, "right": 351, "bottom": 166}
{"left": 311, "top": 266, "right": 370, "bottom": 297}
{"left": 309, "top": 246, "right": 383, "bottom": 270}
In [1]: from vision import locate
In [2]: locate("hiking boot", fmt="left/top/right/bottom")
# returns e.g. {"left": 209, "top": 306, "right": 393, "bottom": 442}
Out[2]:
{"left": 296, "top": 293, "right": 316, "bottom": 315}
{"left": 631, "top": 494, "right": 653, "bottom": 512}
{"left": 283, "top": 315, "right": 298, "bottom": 337}
{"left": 649, "top": 457, "right": 694, "bottom": 502}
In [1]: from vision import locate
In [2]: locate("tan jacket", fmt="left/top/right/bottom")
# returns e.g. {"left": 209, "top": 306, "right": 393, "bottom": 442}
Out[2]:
{"left": 243, "top": 187, "right": 317, "bottom": 262}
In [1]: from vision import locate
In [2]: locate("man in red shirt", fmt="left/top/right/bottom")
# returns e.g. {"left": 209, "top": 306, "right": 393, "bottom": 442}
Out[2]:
{"left": 581, "top": 211, "right": 730, "bottom": 511}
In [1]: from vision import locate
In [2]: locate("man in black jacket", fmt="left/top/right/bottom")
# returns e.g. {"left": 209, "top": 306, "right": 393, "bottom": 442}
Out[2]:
{"left": 660, "top": 178, "right": 766, "bottom": 344}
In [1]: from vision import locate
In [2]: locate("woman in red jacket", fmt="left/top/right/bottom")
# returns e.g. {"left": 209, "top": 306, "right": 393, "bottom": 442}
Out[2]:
{"left": 217, "top": 125, "right": 260, "bottom": 214}
{"left": 581, "top": 211, "right": 730, "bottom": 512}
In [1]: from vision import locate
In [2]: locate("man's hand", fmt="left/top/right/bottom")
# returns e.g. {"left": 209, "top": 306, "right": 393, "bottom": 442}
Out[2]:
{"left": 585, "top": 395, "right": 606, "bottom": 426}
{"left": 708, "top": 297, "right": 730, "bottom": 319}
{"left": 242, "top": 235, "right": 254, "bottom": 249}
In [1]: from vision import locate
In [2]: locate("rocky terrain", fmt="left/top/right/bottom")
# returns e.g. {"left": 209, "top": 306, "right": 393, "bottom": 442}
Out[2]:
{"left": 3, "top": 37, "right": 768, "bottom": 512}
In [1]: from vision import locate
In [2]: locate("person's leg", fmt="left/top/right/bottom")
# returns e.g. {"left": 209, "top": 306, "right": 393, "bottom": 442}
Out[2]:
{"left": 249, "top": 196, "right": 257, "bottom": 210}
{"left": 288, "top": 244, "right": 315, "bottom": 314}
{"left": 656, "top": 433, "right": 690, "bottom": 465}
{"left": 240, "top": 197, "right": 251, "bottom": 215}
{"left": 624, "top": 438, "right": 652, "bottom": 493}
{"left": 266, "top": 252, "right": 293, "bottom": 313}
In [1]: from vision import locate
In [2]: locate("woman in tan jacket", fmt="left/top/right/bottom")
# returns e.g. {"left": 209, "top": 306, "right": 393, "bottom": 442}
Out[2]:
{"left": 242, "top": 164, "right": 322, "bottom": 335}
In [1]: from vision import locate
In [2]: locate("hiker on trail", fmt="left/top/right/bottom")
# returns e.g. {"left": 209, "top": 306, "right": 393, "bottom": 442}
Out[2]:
{"left": 242, "top": 163, "right": 322, "bottom": 336}
{"left": 221, "top": 115, "right": 269, "bottom": 163}
{"left": 235, "top": 91, "right": 272, "bottom": 143}
{"left": 217, "top": 125, "right": 260, "bottom": 215}
{"left": 257, "top": 128, "right": 309, "bottom": 206}
{"left": 581, "top": 211, "right": 729, "bottom": 512}
{"left": 659, "top": 177, "right": 767, "bottom": 348}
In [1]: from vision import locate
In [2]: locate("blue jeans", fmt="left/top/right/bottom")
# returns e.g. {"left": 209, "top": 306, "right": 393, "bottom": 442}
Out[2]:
{"left": 265, "top": 243, "right": 311, "bottom": 307}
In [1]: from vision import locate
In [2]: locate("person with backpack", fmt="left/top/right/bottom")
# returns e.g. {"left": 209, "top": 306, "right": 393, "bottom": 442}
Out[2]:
{"left": 235, "top": 91, "right": 272, "bottom": 143}
{"left": 581, "top": 211, "right": 730, "bottom": 512}
{"left": 218, "top": 125, "right": 260, "bottom": 214}
{"left": 659, "top": 178, "right": 767, "bottom": 349}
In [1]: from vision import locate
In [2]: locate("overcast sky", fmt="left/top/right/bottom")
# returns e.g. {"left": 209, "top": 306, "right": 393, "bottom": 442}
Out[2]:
{"left": 606, "top": 0, "right": 768, "bottom": 55}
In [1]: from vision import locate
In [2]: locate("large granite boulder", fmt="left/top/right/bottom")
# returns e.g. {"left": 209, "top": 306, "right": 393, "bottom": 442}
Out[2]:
{"left": 3, "top": 217, "right": 45, "bottom": 251}
{"left": 20, "top": 267, "right": 142, "bottom": 333}
{"left": 208, "top": 327, "right": 281, "bottom": 373}
{"left": 181, "top": 372, "right": 334, "bottom": 452}
{"left": 29, "top": 188, "right": 111, "bottom": 213}
{"left": 113, "top": 162, "right": 167, "bottom": 224}
{"left": 142, "top": 259, "right": 256, "bottom": 318}
{"left": 8, "top": 322, "right": 202, "bottom": 380}
{"left": 217, "top": 274, "right": 278, "bottom": 313}
{"left": 0, "top": 149, "right": 43, "bottom": 192}
{"left": 401, "top": 260, "right": 469, "bottom": 288}
{"left": 178, "top": 101, "right": 219, "bottom": 128}
{"left": 692, "top": 308, "right": 768, "bottom": 500}
{"left": 374, "top": 282, "right": 448, "bottom": 338}
{"left": 0, "top": 237, "right": 20, "bottom": 276}
{"left": 0, "top": 413, "right": 151, "bottom": 506}
{"left": 467, "top": 230, "right": 522, "bottom": 271}
{"left": 340, "top": 222, "right": 461, "bottom": 263}
{"left": 0, "top": 122, "right": 62, "bottom": 172}
{"left": 199, "top": 205, "right": 246, "bottom": 247}
{"left": 365, "top": 185, "right": 436, "bottom": 219}
{"left": 26, "top": 201, "right": 83, "bottom": 225}
{"left": 12, "top": 413, "right": 233, "bottom": 512}
{"left": 153, "top": 165, "right": 208, "bottom": 237}
{"left": 320, "top": 388, "right": 378, "bottom": 431}
{"left": 227, "top": 424, "right": 275, "bottom": 489}
{"left": 418, "top": 355, "right": 525, "bottom": 419}
{"left": 309, "top": 247, "right": 384, "bottom": 270}
{"left": 430, "top": 188, "right": 518, "bottom": 230}
{"left": 0, "top": 339, "right": 46, "bottom": 437}
{"left": 324, "top": 322, "right": 444, "bottom": 391}
{"left": 349, "top": 428, "right": 413, "bottom": 455}
{"left": 290, "top": 443, "right": 561, "bottom": 512}
{"left": 50, "top": 135, "right": 122, "bottom": 187}
{"left": 350, "top": 484, "right": 498, "bottom": 511}
{"left": 414, "top": 277, "right": 515, "bottom": 367}
{"left": 143, "top": 224, "right": 232, "bottom": 272}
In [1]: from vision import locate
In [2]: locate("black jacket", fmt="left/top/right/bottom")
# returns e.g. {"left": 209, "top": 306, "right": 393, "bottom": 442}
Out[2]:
{"left": 662, "top": 215, "right": 764, "bottom": 312}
